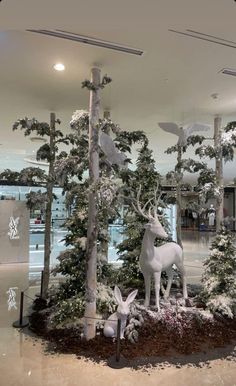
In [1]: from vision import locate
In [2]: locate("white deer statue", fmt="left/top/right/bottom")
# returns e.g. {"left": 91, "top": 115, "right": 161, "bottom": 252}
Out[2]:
{"left": 132, "top": 187, "right": 188, "bottom": 311}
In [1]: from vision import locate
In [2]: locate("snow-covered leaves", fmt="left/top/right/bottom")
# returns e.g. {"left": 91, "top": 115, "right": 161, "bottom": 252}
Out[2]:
{"left": 0, "top": 169, "right": 20, "bottom": 184}
{"left": 96, "top": 176, "right": 119, "bottom": 207}
{"left": 81, "top": 74, "right": 112, "bottom": 91}
{"left": 125, "top": 302, "right": 217, "bottom": 344}
{"left": 19, "top": 167, "right": 47, "bottom": 184}
{"left": 0, "top": 167, "right": 47, "bottom": 185}
{"left": 54, "top": 156, "right": 84, "bottom": 187}
{"left": 178, "top": 159, "right": 205, "bottom": 174}
{"left": 200, "top": 227, "right": 236, "bottom": 318}
{"left": 49, "top": 295, "right": 85, "bottom": 327}
{"left": 125, "top": 303, "right": 145, "bottom": 343}
{"left": 196, "top": 168, "right": 220, "bottom": 204}
{"left": 70, "top": 110, "right": 89, "bottom": 132}
{"left": 96, "top": 283, "right": 116, "bottom": 315}
{"left": 195, "top": 121, "right": 236, "bottom": 164}
{"left": 13, "top": 117, "right": 51, "bottom": 137}
{"left": 25, "top": 190, "right": 47, "bottom": 210}
{"left": 207, "top": 295, "right": 234, "bottom": 319}
{"left": 195, "top": 144, "right": 216, "bottom": 159}
{"left": 198, "top": 182, "right": 221, "bottom": 204}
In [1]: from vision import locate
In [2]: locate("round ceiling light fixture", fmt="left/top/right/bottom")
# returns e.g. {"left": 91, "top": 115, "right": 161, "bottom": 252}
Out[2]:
{"left": 53, "top": 63, "right": 65, "bottom": 71}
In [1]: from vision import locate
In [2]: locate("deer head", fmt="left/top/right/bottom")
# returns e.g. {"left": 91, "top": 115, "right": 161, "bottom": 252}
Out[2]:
{"left": 132, "top": 185, "right": 168, "bottom": 239}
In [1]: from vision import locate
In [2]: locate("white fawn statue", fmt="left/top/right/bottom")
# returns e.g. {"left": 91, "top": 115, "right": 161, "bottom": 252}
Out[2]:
{"left": 132, "top": 187, "right": 188, "bottom": 311}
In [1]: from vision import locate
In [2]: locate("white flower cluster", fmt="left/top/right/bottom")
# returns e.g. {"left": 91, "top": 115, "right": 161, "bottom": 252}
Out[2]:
{"left": 70, "top": 110, "right": 89, "bottom": 128}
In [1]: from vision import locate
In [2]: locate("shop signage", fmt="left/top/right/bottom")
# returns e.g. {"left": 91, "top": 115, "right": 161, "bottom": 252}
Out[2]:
{"left": 8, "top": 216, "right": 20, "bottom": 240}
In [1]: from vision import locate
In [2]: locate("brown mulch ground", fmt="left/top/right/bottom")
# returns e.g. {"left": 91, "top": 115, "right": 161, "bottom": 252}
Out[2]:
{"left": 28, "top": 306, "right": 236, "bottom": 367}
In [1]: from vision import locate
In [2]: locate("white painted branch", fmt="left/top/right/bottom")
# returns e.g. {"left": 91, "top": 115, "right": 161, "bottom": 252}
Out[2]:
{"left": 42, "top": 112, "right": 55, "bottom": 298}
{"left": 84, "top": 68, "right": 101, "bottom": 340}
{"left": 176, "top": 146, "right": 183, "bottom": 248}
{"left": 214, "top": 116, "right": 224, "bottom": 231}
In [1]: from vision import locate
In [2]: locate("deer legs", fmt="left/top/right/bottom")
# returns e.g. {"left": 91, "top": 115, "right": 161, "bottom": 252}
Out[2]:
{"left": 143, "top": 271, "right": 162, "bottom": 310}
{"left": 143, "top": 265, "right": 188, "bottom": 311}
{"left": 154, "top": 271, "right": 161, "bottom": 311}
{"left": 143, "top": 272, "right": 151, "bottom": 307}
{"left": 164, "top": 268, "right": 174, "bottom": 300}
{"left": 165, "top": 265, "right": 188, "bottom": 300}
{"left": 176, "top": 263, "right": 188, "bottom": 299}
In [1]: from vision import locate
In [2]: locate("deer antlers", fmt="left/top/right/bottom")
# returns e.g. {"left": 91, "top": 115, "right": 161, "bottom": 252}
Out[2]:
{"left": 131, "top": 185, "right": 164, "bottom": 221}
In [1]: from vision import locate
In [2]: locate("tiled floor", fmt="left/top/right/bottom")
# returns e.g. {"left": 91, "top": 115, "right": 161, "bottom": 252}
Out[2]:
{"left": 0, "top": 231, "right": 236, "bottom": 386}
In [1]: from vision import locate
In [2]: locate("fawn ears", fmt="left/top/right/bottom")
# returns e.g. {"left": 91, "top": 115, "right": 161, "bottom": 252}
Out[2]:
{"left": 126, "top": 289, "right": 138, "bottom": 305}
{"left": 114, "top": 286, "right": 123, "bottom": 304}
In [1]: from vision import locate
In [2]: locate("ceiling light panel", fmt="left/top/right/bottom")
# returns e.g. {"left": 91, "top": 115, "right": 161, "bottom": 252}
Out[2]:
{"left": 169, "top": 29, "right": 236, "bottom": 50}
{"left": 186, "top": 29, "right": 236, "bottom": 45}
{"left": 27, "top": 29, "right": 144, "bottom": 56}
{"left": 219, "top": 68, "right": 236, "bottom": 77}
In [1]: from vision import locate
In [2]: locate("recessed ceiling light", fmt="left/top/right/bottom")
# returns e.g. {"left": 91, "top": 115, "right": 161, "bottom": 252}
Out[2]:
{"left": 53, "top": 63, "right": 65, "bottom": 71}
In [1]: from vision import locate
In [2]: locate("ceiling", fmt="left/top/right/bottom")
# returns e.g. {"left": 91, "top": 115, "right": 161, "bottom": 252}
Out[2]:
{"left": 1, "top": 0, "right": 236, "bottom": 183}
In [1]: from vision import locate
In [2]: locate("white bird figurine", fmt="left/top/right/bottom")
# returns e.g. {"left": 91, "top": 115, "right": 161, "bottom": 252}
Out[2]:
{"left": 158, "top": 122, "right": 211, "bottom": 146}
{"left": 99, "top": 132, "right": 127, "bottom": 166}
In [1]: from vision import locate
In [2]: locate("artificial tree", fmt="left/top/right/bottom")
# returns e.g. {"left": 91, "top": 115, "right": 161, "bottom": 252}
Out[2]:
{"left": 195, "top": 118, "right": 236, "bottom": 230}
{"left": 11, "top": 114, "right": 69, "bottom": 297}
{"left": 159, "top": 122, "right": 210, "bottom": 246}
{"left": 0, "top": 167, "right": 47, "bottom": 186}
{"left": 117, "top": 138, "right": 165, "bottom": 291}
{"left": 200, "top": 226, "right": 236, "bottom": 318}
{"left": 47, "top": 107, "right": 152, "bottom": 337}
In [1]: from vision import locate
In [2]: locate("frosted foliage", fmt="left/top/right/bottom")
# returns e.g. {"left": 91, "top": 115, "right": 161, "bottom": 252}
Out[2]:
{"left": 204, "top": 277, "right": 219, "bottom": 292}
{"left": 146, "top": 306, "right": 215, "bottom": 338}
{"left": 54, "top": 156, "right": 80, "bottom": 185}
{"left": 207, "top": 295, "right": 234, "bottom": 319}
{"left": 125, "top": 303, "right": 145, "bottom": 343}
{"left": 97, "top": 176, "right": 118, "bottom": 206}
{"left": 201, "top": 228, "right": 236, "bottom": 318}
{"left": 96, "top": 283, "right": 116, "bottom": 314}
{"left": 199, "top": 183, "right": 220, "bottom": 202}
{"left": 76, "top": 237, "right": 87, "bottom": 251}
{"left": 70, "top": 110, "right": 89, "bottom": 129}
{"left": 197, "top": 145, "right": 214, "bottom": 158}
{"left": 210, "top": 249, "right": 224, "bottom": 258}
{"left": 221, "top": 129, "right": 236, "bottom": 146}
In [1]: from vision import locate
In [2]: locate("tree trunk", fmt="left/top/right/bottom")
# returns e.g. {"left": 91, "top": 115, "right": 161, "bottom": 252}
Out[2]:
{"left": 42, "top": 112, "right": 56, "bottom": 298}
{"left": 176, "top": 145, "right": 183, "bottom": 248}
{"left": 84, "top": 67, "right": 101, "bottom": 340}
{"left": 101, "top": 109, "right": 111, "bottom": 262}
{"left": 214, "top": 116, "right": 224, "bottom": 232}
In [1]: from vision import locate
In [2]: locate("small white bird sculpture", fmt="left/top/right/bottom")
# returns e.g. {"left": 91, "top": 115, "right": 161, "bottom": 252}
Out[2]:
{"left": 99, "top": 132, "right": 127, "bottom": 166}
{"left": 158, "top": 122, "right": 211, "bottom": 146}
